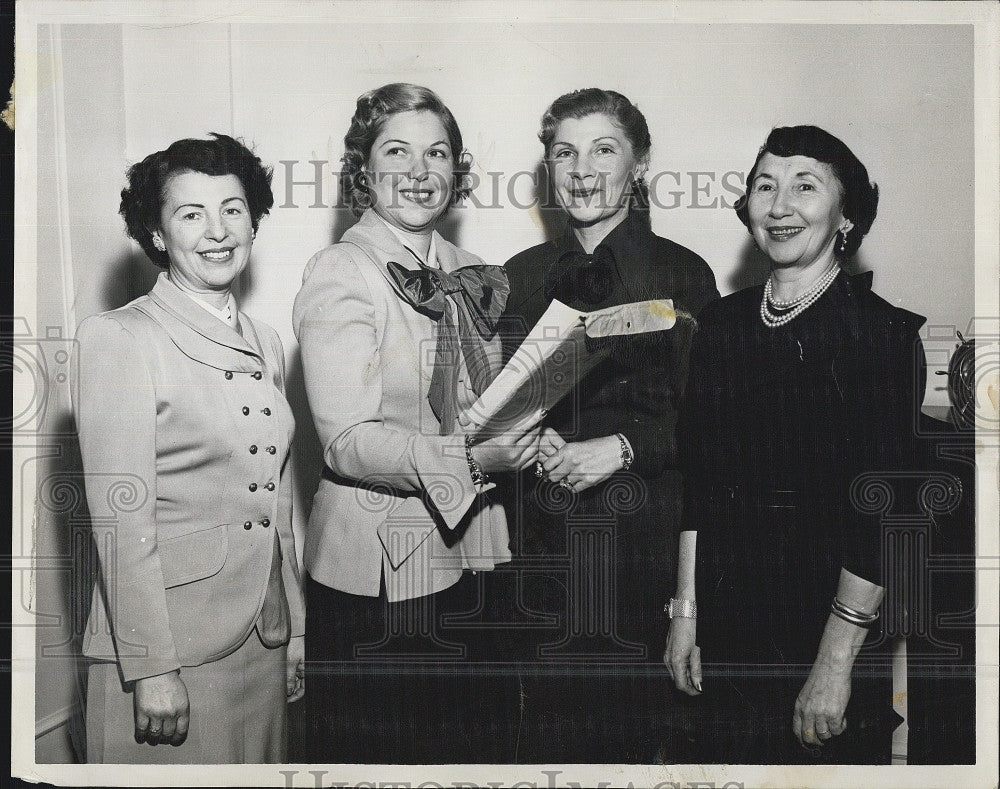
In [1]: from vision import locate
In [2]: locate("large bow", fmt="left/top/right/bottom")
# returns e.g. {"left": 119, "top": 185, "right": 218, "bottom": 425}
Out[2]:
{"left": 543, "top": 245, "right": 617, "bottom": 306}
{"left": 387, "top": 261, "right": 509, "bottom": 433}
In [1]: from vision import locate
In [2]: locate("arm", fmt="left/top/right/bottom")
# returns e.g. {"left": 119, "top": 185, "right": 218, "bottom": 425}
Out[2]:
{"left": 293, "top": 248, "right": 507, "bottom": 529}
{"left": 664, "top": 529, "right": 701, "bottom": 695}
{"left": 73, "top": 314, "right": 188, "bottom": 743}
{"left": 794, "top": 569, "right": 884, "bottom": 745}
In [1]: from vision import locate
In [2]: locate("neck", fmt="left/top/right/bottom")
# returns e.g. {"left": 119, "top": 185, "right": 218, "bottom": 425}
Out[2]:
{"left": 571, "top": 206, "right": 629, "bottom": 254}
{"left": 388, "top": 221, "right": 433, "bottom": 260}
{"left": 167, "top": 271, "right": 231, "bottom": 310}
{"left": 769, "top": 250, "right": 839, "bottom": 302}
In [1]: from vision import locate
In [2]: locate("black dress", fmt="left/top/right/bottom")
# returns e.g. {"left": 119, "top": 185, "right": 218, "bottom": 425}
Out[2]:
{"left": 674, "top": 270, "right": 926, "bottom": 764}
{"left": 498, "top": 210, "right": 719, "bottom": 762}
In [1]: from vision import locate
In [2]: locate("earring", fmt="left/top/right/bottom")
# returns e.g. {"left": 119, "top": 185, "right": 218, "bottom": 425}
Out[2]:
{"left": 837, "top": 229, "right": 848, "bottom": 255}
{"left": 152, "top": 234, "right": 166, "bottom": 252}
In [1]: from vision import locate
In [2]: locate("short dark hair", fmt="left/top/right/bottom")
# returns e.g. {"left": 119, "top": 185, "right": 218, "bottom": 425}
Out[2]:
{"left": 340, "top": 83, "right": 473, "bottom": 217}
{"left": 734, "top": 125, "right": 879, "bottom": 259}
{"left": 119, "top": 133, "right": 274, "bottom": 268}
{"left": 538, "top": 88, "right": 652, "bottom": 218}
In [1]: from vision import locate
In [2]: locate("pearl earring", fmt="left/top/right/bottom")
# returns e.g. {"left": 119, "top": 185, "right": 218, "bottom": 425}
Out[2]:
{"left": 152, "top": 234, "right": 166, "bottom": 252}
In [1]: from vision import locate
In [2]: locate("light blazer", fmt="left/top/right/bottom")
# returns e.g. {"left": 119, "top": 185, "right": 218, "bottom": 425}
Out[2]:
{"left": 74, "top": 272, "right": 305, "bottom": 684}
{"left": 292, "top": 210, "right": 511, "bottom": 602}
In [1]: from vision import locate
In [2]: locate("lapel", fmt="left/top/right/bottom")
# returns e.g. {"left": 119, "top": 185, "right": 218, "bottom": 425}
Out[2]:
{"left": 141, "top": 272, "right": 264, "bottom": 372}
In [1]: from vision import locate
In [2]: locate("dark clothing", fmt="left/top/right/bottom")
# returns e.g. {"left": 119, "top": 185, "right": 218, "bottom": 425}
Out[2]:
{"left": 499, "top": 211, "right": 719, "bottom": 762}
{"left": 675, "top": 270, "right": 925, "bottom": 764}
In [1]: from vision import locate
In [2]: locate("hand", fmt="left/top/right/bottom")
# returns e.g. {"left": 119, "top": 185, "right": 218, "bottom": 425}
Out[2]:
{"left": 133, "top": 670, "right": 189, "bottom": 746}
{"left": 793, "top": 652, "right": 853, "bottom": 747}
{"left": 470, "top": 426, "right": 542, "bottom": 473}
{"left": 286, "top": 635, "right": 305, "bottom": 702}
{"left": 541, "top": 434, "right": 623, "bottom": 493}
{"left": 663, "top": 616, "right": 702, "bottom": 696}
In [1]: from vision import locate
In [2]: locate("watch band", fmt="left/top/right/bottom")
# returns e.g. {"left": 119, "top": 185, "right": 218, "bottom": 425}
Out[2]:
{"left": 665, "top": 598, "right": 697, "bottom": 619}
{"left": 616, "top": 432, "right": 634, "bottom": 471}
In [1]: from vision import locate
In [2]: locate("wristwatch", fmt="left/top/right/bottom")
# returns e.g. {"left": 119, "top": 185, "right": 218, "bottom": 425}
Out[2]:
{"left": 665, "top": 598, "right": 697, "bottom": 619}
{"left": 616, "top": 432, "right": 634, "bottom": 472}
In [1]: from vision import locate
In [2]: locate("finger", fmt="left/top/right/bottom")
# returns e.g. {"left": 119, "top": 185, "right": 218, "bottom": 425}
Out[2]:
{"left": 171, "top": 713, "right": 189, "bottom": 746}
{"left": 791, "top": 707, "right": 803, "bottom": 743}
{"left": 160, "top": 715, "right": 177, "bottom": 740}
{"left": 663, "top": 647, "right": 674, "bottom": 676}
{"left": 146, "top": 716, "right": 163, "bottom": 745}
{"left": 541, "top": 452, "right": 564, "bottom": 473}
{"left": 830, "top": 715, "right": 847, "bottom": 736}
{"left": 690, "top": 646, "right": 703, "bottom": 692}
{"left": 134, "top": 710, "right": 151, "bottom": 744}
{"left": 800, "top": 714, "right": 820, "bottom": 746}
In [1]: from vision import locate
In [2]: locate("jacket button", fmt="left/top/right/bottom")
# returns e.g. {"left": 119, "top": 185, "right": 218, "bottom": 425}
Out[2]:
{"left": 242, "top": 406, "right": 250, "bottom": 416}
{"left": 249, "top": 445, "right": 258, "bottom": 454}
{"left": 266, "top": 445, "right": 277, "bottom": 455}
{"left": 265, "top": 482, "right": 275, "bottom": 491}
{"left": 225, "top": 371, "right": 234, "bottom": 380}
{"left": 243, "top": 521, "right": 252, "bottom": 530}
{"left": 261, "top": 518, "right": 270, "bottom": 528}
{"left": 252, "top": 371, "right": 263, "bottom": 380}
{"left": 249, "top": 483, "right": 258, "bottom": 492}
{"left": 262, "top": 408, "right": 271, "bottom": 416}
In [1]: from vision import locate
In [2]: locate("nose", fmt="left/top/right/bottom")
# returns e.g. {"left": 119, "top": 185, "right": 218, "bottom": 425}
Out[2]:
{"left": 205, "top": 212, "right": 227, "bottom": 241}
{"left": 408, "top": 157, "right": 429, "bottom": 181}
{"left": 570, "top": 156, "right": 596, "bottom": 181}
{"left": 768, "top": 186, "right": 793, "bottom": 218}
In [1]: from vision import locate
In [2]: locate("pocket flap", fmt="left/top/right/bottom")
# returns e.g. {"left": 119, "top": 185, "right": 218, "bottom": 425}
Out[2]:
{"left": 158, "top": 523, "right": 229, "bottom": 588}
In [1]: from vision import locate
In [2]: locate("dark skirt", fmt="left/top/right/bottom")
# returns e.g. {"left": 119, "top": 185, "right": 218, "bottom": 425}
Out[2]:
{"left": 86, "top": 629, "right": 288, "bottom": 764}
{"left": 298, "top": 571, "right": 520, "bottom": 764}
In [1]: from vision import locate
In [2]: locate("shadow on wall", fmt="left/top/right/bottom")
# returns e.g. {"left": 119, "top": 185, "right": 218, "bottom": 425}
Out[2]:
{"left": 98, "top": 251, "right": 160, "bottom": 313}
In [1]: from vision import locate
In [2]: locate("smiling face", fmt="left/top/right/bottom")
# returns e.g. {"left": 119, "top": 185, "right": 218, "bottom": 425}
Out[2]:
{"left": 154, "top": 170, "right": 254, "bottom": 295}
{"left": 746, "top": 153, "right": 852, "bottom": 271}
{"left": 364, "top": 109, "right": 455, "bottom": 235}
{"left": 547, "top": 113, "right": 646, "bottom": 235}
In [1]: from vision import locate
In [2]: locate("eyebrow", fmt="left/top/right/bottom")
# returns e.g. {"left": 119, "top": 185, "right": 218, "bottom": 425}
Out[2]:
{"left": 753, "top": 170, "right": 824, "bottom": 181}
{"left": 551, "top": 136, "right": 622, "bottom": 147}
{"left": 170, "top": 196, "right": 247, "bottom": 213}
{"left": 378, "top": 139, "right": 449, "bottom": 148}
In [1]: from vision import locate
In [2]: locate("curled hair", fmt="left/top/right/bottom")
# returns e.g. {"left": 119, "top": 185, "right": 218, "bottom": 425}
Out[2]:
{"left": 538, "top": 88, "right": 652, "bottom": 219}
{"left": 119, "top": 133, "right": 274, "bottom": 268}
{"left": 340, "top": 83, "right": 473, "bottom": 217}
{"left": 734, "top": 125, "right": 879, "bottom": 259}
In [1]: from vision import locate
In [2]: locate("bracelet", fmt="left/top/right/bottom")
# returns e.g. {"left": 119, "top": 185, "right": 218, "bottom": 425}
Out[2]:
{"left": 616, "top": 433, "right": 634, "bottom": 472}
{"left": 830, "top": 596, "right": 880, "bottom": 628}
{"left": 464, "top": 434, "right": 489, "bottom": 487}
{"left": 664, "top": 598, "right": 697, "bottom": 619}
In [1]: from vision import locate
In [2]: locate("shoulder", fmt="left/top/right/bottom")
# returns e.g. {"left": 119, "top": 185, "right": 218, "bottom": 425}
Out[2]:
{"left": 695, "top": 283, "right": 759, "bottom": 331}
{"left": 503, "top": 240, "right": 560, "bottom": 297}
{"left": 851, "top": 272, "right": 927, "bottom": 339}
{"left": 300, "top": 241, "right": 373, "bottom": 285}
{"left": 76, "top": 298, "right": 159, "bottom": 345}
{"left": 504, "top": 239, "right": 559, "bottom": 271}
{"left": 438, "top": 236, "right": 490, "bottom": 269}
{"left": 244, "top": 315, "right": 284, "bottom": 356}
{"left": 644, "top": 232, "right": 719, "bottom": 309}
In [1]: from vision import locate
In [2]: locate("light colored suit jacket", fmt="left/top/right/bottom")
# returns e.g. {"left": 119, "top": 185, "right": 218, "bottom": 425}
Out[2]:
{"left": 292, "top": 210, "right": 511, "bottom": 602}
{"left": 74, "top": 272, "right": 305, "bottom": 684}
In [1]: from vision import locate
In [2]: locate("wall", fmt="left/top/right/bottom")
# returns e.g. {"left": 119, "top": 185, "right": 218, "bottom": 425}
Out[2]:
{"left": 30, "top": 18, "right": 977, "bottom": 761}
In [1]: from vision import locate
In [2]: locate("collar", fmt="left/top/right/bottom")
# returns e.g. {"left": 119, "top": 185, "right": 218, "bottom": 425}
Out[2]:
{"left": 373, "top": 212, "right": 439, "bottom": 269}
{"left": 146, "top": 272, "right": 262, "bottom": 367}
{"left": 820, "top": 268, "right": 874, "bottom": 341}
{"left": 558, "top": 208, "right": 649, "bottom": 263}
{"left": 181, "top": 288, "right": 240, "bottom": 329}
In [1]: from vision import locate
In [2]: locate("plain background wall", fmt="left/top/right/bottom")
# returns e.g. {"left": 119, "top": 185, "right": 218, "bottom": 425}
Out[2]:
{"left": 32, "top": 19, "right": 975, "bottom": 761}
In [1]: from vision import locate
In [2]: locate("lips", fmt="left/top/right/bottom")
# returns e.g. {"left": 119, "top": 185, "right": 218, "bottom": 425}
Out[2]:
{"left": 766, "top": 226, "right": 804, "bottom": 240}
{"left": 400, "top": 188, "right": 436, "bottom": 206}
{"left": 199, "top": 248, "right": 236, "bottom": 262}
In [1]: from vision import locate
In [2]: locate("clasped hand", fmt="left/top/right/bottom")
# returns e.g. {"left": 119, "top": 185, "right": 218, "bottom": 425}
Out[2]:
{"left": 536, "top": 430, "right": 623, "bottom": 492}
{"left": 133, "top": 670, "right": 189, "bottom": 746}
{"left": 793, "top": 654, "right": 852, "bottom": 747}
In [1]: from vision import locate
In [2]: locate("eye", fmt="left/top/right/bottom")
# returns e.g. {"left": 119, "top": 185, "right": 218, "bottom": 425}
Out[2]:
{"left": 181, "top": 211, "right": 202, "bottom": 221}
{"left": 224, "top": 206, "right": 245, "bottom": 216}
{"left": 551, "top": 149, "right": 574, "bottom": 160}
{"left": 797, "top": 183, "right": 815, "bottom": 192}
{"left": 595, "top": 145, "right": 615, "bottom": 155}
{"left": 753, "top": 182, "right": 773, "bottom": 193}
{"left": 427, "top": 148, "right": 451, "bottom": 160}
{"left": 385, "top": 146, "right": 407, "bottom": 157}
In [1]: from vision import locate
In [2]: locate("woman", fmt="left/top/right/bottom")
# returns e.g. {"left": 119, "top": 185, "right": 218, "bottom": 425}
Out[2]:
{"left": 74, "top": 134, "right": 305, "bottom": 763}
{"left": 501, "top": 88, "right": 719, "bottom": 763}
{"left": 664, "top": 125, "right": 925, "bottom": 764}
{"left": 292, "top": 83, "right": 540, "bottom": 764}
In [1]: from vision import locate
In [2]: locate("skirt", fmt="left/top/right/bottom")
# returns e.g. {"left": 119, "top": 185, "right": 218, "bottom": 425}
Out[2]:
{"left": 86, "top": 629, "right": 288, "bottom": 763}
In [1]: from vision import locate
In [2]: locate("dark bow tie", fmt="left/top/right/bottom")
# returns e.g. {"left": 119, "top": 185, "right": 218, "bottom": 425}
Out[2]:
{"left": 387, "top": 260, "right": 510, "bottom": 433}
{"left": 543, "top": 246, "right": 617, "bottom": 306}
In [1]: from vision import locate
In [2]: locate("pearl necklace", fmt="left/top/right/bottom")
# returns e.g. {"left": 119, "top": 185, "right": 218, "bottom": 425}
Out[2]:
{"left": 759, "top": 265, "right": 839, "bottom": 328}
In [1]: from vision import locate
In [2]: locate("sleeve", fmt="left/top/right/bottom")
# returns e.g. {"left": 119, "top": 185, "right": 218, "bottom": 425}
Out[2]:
{"left": 593, "top": 257, "right": 721, "bottom": 478}
{"left": 268, "top": 329, "right": 305, "bottom": 637}
{"left": 842, "top": 314, "right": 927, "bottom": 584}
{"left": 292, "top": 246, "right": 478, "bottom": 530}
{"left": 674, "top": 310, "right": 721, "bottom": 536}
{"left": 72, "top": 314, "right": 181, "bottom": 683}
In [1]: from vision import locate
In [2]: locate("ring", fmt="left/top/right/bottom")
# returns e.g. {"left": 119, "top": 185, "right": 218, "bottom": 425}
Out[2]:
{"left": 558, "top": 479, "right": 573, "bottom": 490}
